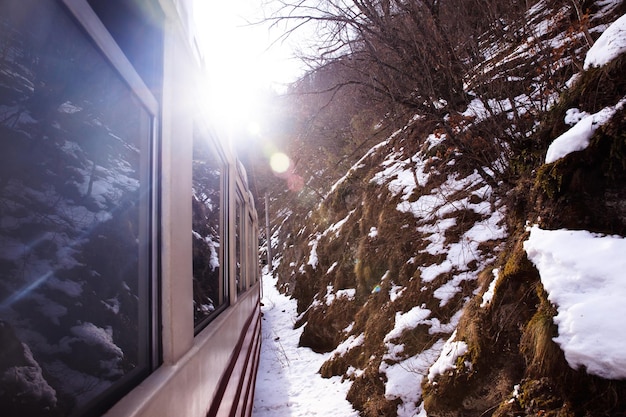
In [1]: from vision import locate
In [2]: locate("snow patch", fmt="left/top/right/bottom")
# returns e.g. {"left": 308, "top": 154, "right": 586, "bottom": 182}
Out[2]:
{"left": 427, "top": 330, "right": 469, "bottom": 382}
{"left": 545, "top": 98, "right": 626, "bottom": 163}
{"left": 584, "top": 13, "right": 626, "bottom": 69}
{"left": 524, "top": 226, "right": 626, "bottom": 379}
{"left": 480, "top": 268, "right": 500, "bottom": 308}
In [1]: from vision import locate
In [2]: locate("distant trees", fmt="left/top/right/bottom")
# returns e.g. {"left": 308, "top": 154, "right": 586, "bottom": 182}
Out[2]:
{"left": 261, "top": 0, "right": 596, "bottom": 194}
{"left": 266, "top": 0, "right": 528, "bottom": 115}
{"left": 279, "top": 61, "right": 393, "bottom": 193}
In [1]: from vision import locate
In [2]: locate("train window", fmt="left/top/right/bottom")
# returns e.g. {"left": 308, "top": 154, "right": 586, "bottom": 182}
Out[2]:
{"left": 87, "top": 0, "right": 163, "bottom": 94}
{"left": 0, "top": 0, "right": 155, "bottom": 415}
{"left": 192, "top": 128, "right": 227, "bottom": 330}
{"left": 248, "top": 213, "right": 257, "bottom": 285}
{"left": 235, "top": 193, "right": 245, "bottom": 294}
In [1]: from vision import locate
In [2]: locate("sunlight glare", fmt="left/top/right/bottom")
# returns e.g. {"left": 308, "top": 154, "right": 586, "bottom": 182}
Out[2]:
{"left": 270, "top": 152, "right": 291, "bottom": 174}
{"left": 192, "top": 0, "right": 302, "bottom": 142}
{"left": 247, "top": 121, "right": 262, "bottom": 136}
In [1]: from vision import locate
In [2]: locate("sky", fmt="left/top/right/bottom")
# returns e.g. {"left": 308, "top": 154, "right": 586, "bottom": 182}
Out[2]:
{"left": 251, "top": 8, "right": 626, "bottom": 416}
{"left": 192, "top": 0, "right": 306, "bottom": 138}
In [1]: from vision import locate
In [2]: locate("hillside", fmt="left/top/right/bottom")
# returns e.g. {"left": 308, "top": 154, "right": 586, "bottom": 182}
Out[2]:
{"left": 262, "top": 1, "right": 626, "bottom": 416}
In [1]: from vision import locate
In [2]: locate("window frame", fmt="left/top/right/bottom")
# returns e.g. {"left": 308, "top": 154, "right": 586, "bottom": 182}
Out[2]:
{"left": 192, "top": 125, "right": 230, "bottom": 334}
{"left": 247, "top": 211, "right": 257, "bottom": 286}
{"left": 62, "top": 0, "right": 159, "bottom": 116}
{"left": 234, "top": 187, "right": 246, "bottom": 295}
{"left": 60, "top": 0, "right": 161, "bottom": 409}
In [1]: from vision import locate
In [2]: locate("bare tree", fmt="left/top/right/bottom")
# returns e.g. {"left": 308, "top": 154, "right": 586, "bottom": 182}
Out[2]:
{"left": 264, "top": 0, "right": 530, "bottom": 116}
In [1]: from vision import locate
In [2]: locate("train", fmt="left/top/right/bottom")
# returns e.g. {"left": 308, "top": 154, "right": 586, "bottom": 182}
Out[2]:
{"left": 0, "top": 0, "right": 262, "bottom": 416}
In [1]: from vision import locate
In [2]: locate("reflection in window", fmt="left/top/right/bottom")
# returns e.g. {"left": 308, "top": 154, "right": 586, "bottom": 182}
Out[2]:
{"left": 0, "top": 0, "right": 153, "bottom": 415}
{"left": 192, "top": 129, "right": 225, "bottom": 329}
{"left": 235, "top": 196, "right": 244, "bottom": 294}
{"left": 248, "top": 213, "right": 257, "bottom": 285}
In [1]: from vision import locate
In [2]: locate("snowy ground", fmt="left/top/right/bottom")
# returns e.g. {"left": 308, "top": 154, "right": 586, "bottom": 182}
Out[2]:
{"left": 252, "top": 270, "right": 359, "bottom": 416}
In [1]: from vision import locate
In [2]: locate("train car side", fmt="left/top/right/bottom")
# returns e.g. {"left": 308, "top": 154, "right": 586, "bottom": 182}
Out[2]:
{"left": 0, "top": 0, "right": 261, "bottom": 416}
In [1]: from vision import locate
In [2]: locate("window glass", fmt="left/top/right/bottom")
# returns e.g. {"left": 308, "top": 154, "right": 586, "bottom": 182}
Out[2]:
{"left": 0, "top": 0, "right": 153, "bottom": 415}
{"left": 235, "top": 196, "right": 244, "bottom": 294}
{"left": 248, "top": 213, "right": 257, "bottom": 285}
{"left": 192, "top": 129, "right": 225, "bottom": 328}
{"left": 87, "top": 0, "right": 163, "bottom": 93}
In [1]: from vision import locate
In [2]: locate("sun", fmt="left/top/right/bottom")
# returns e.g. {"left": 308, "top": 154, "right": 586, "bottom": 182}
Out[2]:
{"left": 191, "top": 1, "right": 300, "bottom": 140}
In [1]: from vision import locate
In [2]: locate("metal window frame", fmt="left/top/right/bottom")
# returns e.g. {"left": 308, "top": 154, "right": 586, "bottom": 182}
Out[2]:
{"left": 192, "top": 125, "right": 230, "bottom": 334}
{"left": 61, "top": 0, "right": 162, "bottom": 394}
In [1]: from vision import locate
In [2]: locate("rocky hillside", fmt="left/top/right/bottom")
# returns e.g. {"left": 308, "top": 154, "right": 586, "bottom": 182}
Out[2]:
{"left": 266, "top": 1, "right": 626, "bottom": 416}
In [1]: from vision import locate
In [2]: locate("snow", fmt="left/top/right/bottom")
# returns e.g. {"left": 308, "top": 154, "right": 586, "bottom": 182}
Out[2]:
{"left": 323, "top": 286, "right": 356, "bottom": 305}
{"left": 328, "top": 210, "right": 355, "bottom": 235}
{"left": 480, "top": 268, "right": 500, "bottom": 308}
{"left": 545, "top": 98, "right": 626, "bottom": 163}
{"left": 371, "top": 153, "right": 428, "bottom": 197}
{"left": 328, "top": 138, "right": 391, "bottom": 196}
{"left": 564, "top": 108, "right": 589, "bottom": 125}
{"left": 253, "top": 272, "right": 358, "bottom": 416}
{"left": 102, "top": 296, "right": 121, "bottom": 314}
{"left": 326, "top": 262, "right": 338, "bottom": 274}
{"left": 62, "top": 322, "right": 123, "bottom": 357}
{"left": 389, "top": 282, "right": 406, "bottom": 302}
{"left": 384, "top": 306, "right": 432, "bottom": 343}
{"left": 254, "top": 266, "right": 472, "bottom": 416}
{"left": 334, "top": 333, "right": 365, "bottom": 357}
{"left": 307, "top": 236, "right": 319, "bottom": 269}
{"left": 545, "top": 14, "right": 626, "bottom": 162}
{"left": 380, "top": 341, "right": 443, "bottom": 417}
{"left": 1, "top": 343, "right": 57, "bottom": 406}
{"left": 583, "top": 13, "right": 626, "bottom": 69}
{"left": 524, "top": 226, "right": 626, "bottom": 379}
{"left": 427, "top": 330, "right": 469, "bottom": 382}
{"left": 260, "top": 141, "right": 493, "bottom": 413}
{"left": 396, "top": 171, "right": 485, "bottom": 219}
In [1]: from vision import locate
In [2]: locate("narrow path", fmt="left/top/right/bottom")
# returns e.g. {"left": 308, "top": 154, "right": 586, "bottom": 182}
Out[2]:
{"left": 252, "top": 271, "right": 358, "bottom": 416}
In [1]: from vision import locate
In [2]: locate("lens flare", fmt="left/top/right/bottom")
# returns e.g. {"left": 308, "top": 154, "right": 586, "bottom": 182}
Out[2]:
{"left": 270, "top": 153, "right": 290, "bottom": 174}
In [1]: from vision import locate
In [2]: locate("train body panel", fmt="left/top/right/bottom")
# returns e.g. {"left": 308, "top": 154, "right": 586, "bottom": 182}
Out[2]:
{"left": 105, "top": 287, "right": 260, "bottom": 417}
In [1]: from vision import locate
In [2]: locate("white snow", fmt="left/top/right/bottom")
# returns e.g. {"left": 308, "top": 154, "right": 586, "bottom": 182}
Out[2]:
{"left": 380, "top": 341, "right": 444, "bottom": 417}
{"left": 564, "top": 108, "right": 590, "bottom": 126}
{"left": 372, "top": 153, "right": 428, "bottom": 197}
{"left": 307, "top": 237, "right": 319, "bottom": 269}
{"left": 101, "top": 296, "right": 121, "bottom": 314}
{"left": 334, "top": 333, "right": 365, "bottom": 357}
{"left": 545, "top": 98, "right": 626, "bottom": 163}
{"left": 323, "top": 286, "right": 356, "bottom": 305}
{"left": 385, "top": 306, "right": 432, "bottom": 343}
{"left": 480, "top": 268, "right": 500, "bottom": 308}
{"left": 389, "top": 282, "right": 406, "bottom": 302}
{"left": 583, "top": 13, "right": 626, "bottom": 69}
{"left": 546, "top": 14, "right": 626, "bottom": 162}
{"left": 524, "top": 226, "right": 626, "bottom": 379}
{"left": 427, "top": 330, "right": 469, "bottom": 382}
{"left": 253, "top": 272, "right": 358, "bottom": 416}
{"left": 62, "top": 322, "right": 123, "bottom": 358}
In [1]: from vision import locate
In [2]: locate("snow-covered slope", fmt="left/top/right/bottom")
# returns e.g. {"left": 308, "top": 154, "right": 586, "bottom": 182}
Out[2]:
{"left": 263, "top": 1, "right": 626, "bottom": 416}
